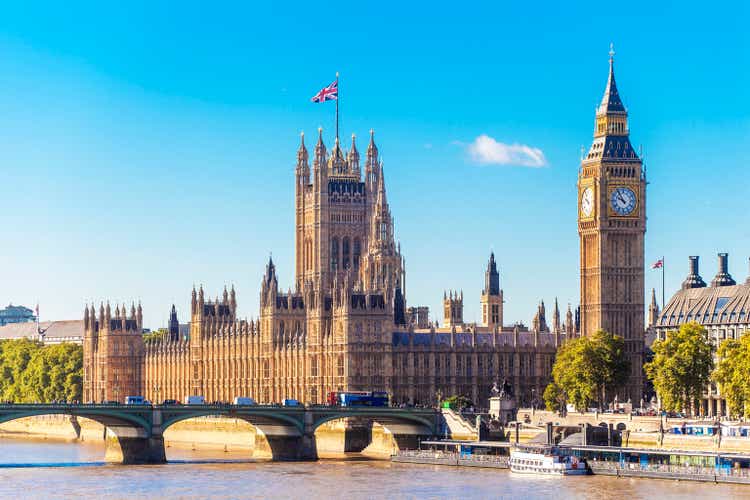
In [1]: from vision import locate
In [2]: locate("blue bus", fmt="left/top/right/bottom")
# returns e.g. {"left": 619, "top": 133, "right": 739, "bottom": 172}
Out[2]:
{"left": 337, "top": 391, "right": 389, "bottom": 407}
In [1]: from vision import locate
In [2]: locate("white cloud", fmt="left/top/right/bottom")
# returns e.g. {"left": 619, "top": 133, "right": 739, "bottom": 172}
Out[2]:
{"left": 466, "top": 134, "right": 546, "bottom": 167}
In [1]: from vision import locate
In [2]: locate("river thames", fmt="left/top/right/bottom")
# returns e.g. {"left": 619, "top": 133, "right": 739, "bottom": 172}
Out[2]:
{"left": 0, "top": 438, "right": 747, "bottom": 499}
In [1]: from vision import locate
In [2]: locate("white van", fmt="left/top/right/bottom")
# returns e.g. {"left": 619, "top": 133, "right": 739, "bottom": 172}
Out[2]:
{"left": 233, "top": 397, "right": 256, "bottom": 405}
{"left": 184, "top": 395, "right": 205, "bottom": 405}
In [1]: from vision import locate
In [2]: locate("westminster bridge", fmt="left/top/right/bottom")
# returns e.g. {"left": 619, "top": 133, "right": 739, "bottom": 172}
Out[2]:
{"left": 0, "top": 404, "right": 441, "bottom": 464}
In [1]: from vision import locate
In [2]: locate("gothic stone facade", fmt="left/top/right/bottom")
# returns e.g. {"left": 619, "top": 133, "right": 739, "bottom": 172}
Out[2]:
{"left": 83, "top": 131, "right": 565, "bottom": 406}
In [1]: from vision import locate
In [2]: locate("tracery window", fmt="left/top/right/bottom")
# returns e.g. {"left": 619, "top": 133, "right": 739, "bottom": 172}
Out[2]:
{"left": 330, "top": 237, "right": 339, "bottom": 270}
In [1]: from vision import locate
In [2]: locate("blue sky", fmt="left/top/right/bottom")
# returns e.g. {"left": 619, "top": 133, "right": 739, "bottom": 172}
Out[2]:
{"left": 1, "top": 2, "right": 748, "bottom": 329}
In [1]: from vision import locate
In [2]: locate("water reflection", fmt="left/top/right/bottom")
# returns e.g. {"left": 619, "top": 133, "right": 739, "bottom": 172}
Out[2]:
{"left": 0, "top": 438, "right": 748, "bottom": 499}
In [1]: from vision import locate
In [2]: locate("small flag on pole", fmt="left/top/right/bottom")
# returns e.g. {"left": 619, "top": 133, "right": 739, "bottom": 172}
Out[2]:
{"left": 311, "top": 80, "right": 338, "bottom": 103}
{"left": 651, "top": 259, "right": 664, "bottom": 269}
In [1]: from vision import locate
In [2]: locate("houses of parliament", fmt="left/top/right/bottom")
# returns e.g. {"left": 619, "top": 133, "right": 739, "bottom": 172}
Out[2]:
{"left": 83, "top": 49, "right": 646, "bottom": 406}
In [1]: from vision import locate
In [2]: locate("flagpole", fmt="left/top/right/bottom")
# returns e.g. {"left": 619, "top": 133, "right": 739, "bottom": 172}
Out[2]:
{"left": 662, "top": 255, "right": 665, "bottom": 310}
{"left": 335, "top": 71, "right": 339, "bottom": 141}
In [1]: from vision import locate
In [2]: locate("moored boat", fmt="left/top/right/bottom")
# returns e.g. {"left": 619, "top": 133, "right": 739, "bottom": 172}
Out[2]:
{"left": 509, "top": 445, "right": 587, "bottom": 476}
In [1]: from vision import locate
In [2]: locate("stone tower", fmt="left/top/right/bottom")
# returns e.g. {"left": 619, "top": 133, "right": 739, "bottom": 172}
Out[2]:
{"left": 82, "top": 301, "right": 144, "bottom": 403}
{"left": 443, "top": 290, "right": 463, "bottom": 327}
{"left": 481, "top": 252, "right": 503, "bottom": 330}
{"left": 578, "top": 46, "right": 646, "bottom": 401}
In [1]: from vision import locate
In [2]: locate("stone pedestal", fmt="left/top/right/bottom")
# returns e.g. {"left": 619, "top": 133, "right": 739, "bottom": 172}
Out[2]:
{"left": 489, "top": 396, "right": 517, "bottom": 425}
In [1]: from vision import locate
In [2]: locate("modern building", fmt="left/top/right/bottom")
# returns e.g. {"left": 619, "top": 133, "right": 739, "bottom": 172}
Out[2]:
{"left": 651, "top": 253, "right": 750, "bottom": 417}
{"left": 83, "top": 131, "right": 567, "bottom": 406}
{"left": 578, "top": 47, "right": 646, "bottom": 402}
{"left": 0, "top": 304, "right": 35, "bottom": 326}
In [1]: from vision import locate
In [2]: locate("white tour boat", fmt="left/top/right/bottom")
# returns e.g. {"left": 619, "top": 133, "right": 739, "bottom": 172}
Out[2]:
{"left": 509, "top": 445, "right": 587, "bottom": 476}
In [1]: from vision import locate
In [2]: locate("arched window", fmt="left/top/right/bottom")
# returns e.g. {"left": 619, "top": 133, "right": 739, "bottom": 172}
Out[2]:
{"left": 342, "top": 237, "right": 350, "bottom": 269}
{"left": 380, "top": 222, "right": 388, "bottom": 241}
{"left": 353, "top": 238, "right": 361, "bottom": 271}
{"left": 337, "top": 355, "right": 345, "bottom": 377}
{"left": 330, "top": 237, "right": 339, "bottom": 270}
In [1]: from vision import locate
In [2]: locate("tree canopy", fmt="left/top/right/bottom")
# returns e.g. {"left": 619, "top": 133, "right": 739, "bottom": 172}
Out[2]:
{"left": 714, "top": 333, "right": 750, "bottom": 419}
{"left": 543, "top": 330, "right": 629, "bottom": 412}
{"left": 0, "top": 339, "right": 82, "bottom": 402}
{"left": 644, "top": 322, "right": 714, "bottom": 415}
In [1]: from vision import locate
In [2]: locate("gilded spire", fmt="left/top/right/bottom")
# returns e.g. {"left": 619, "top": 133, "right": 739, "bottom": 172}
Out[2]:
{"left": 598, "top": 43, "right": 626, "bottom": 115}
{"left": 297, "top": 131, "right": 308, "bottom": 164}
{"left": 366, "top": 129, "right": 378, "bottom": 163}
{"left": 348, "top": 133, "right": 359, "bottom": 164}
{"left": 314, "top": 126, "right": 326, "bottom": 160}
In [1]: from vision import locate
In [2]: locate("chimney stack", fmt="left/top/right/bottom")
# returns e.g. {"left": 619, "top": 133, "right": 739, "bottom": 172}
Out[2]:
{"left": 681, "top": 256, "right": 707, "bottom": 290}
{"left": 711, "top": 253, "right": 736, "bottom": 287}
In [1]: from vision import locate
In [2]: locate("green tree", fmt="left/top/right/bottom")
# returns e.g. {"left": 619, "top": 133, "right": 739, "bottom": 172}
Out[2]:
{"left": 0, "top": 339, "right": 83, "bottom": 403}
{"left": 543, "top": 330, "right": 630, "bottom": 412}
{"left": 543, "top": 381, "right": 566, "bottom": 412}
{"left": 714, "top": 334, "right": 750, "bottom": 418}
{"left": 143, "top": 328, "right": 169, "bottom": 342}
{"left": 644, "top": 322, "right": 714, "bottom": 415}
{"left": 591, "top": 330, "right": 630, "bottom": 405}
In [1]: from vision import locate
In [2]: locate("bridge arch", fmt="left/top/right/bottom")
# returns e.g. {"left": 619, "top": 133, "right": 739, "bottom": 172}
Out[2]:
{"left": 159, "top": 407, "right": 307, "bottom": 460}
{"left": 0, "top": 407, "right": 151, "bottom": 436}
{"left": 310, "top": 410, "right": 437, "bottom": 456}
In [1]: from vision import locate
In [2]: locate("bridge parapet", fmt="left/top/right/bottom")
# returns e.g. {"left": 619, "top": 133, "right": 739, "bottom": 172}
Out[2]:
{"left": 0, "top": 404, "right": 440, "bottom": 463}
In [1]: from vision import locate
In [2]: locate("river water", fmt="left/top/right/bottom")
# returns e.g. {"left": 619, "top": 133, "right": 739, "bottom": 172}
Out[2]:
{"left": 0, "top": 438, "right": 747, "bottom": 499}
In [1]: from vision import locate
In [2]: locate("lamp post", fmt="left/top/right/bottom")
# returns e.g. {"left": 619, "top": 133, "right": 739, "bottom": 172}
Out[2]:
{"left": 113, "top": 386, "right": 120, "bottom": 404}
{"left": 531, "top": 388, "right": 536, "bottom": 415}
{"left": 153, "top": 383, "right": 160, "bottom": 405}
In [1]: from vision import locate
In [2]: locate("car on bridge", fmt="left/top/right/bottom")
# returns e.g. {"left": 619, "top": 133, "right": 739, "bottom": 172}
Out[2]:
{"left": 233, "top": 397, "right": 256, "bottom": 405}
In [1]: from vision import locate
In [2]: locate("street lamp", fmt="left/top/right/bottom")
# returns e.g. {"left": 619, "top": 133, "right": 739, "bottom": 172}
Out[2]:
{"left": 153, "top": 383, "right": 160, "bottom": 405}
{"left": 531, "top": 388, "right": 536, "bottom": 414}
{"left": 113, "top": 386, "right": 120, "bottom": 404}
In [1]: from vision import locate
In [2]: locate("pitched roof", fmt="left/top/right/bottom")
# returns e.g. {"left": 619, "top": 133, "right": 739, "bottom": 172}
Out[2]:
{"left": 656, "top": 283, "right": 750, "bottom": 328}
{"left": 0, "top": 320, "right": 84, "bottom": 341}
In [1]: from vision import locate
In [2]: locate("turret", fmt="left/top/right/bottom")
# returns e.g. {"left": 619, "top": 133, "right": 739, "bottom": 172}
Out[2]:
{"left": 347, "top": 133, "right": 360, "bottom": 178}
{"left": 648, "top": 288, "right": 660, "bottom": 327}
{"left": 169, "top": 304, "right": 179, "bottom": 341}
{"left": 296, "top": 131, "right": 310, "bottom": 184}
{"left": 565, "top": 304, "right": 574, "bottom": 336}
{"left": 365, "top": 129, "right": 379, "bottom": 187}
{"left": 483, "top": 252, "right": 500, "bottom": 296}
{"left": 552, "top": 298, "right": 561, "bottom": 333}
{"left": 229, "top": 285, "right": 237, "bottom": 316}
{"left": 313, "top": 127, "right": 328, "bottom": 191}
{"left": 83, "top": 305, "right": 90, "bottom": 330}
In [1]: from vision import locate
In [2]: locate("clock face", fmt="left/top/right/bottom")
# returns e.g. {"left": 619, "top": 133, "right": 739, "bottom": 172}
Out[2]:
{"left": 610, "top": 187, "right": 637, "bottom": 216}
{"left": 580, "top": 187, "right": 594, "bottom": 217}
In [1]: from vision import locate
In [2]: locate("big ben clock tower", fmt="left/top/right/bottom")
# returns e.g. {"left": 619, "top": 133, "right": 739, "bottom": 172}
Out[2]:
{"left": 578, "top": 46, "right": 646, "bottom": 402}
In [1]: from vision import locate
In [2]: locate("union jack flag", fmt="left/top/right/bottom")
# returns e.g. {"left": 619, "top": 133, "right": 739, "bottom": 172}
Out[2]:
{"left": 651, "top": 259, "right": 664, "bottom": 269}
{"left": 311, "top": 80, "right": 338, "bottom": 103}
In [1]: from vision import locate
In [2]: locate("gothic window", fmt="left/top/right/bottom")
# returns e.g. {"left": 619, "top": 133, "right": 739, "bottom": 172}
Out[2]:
{"left": 311, "top": 356, "right": 318, "bottom": 376}
{"left": 330, "top": 237, "right": 339, "bottom": 270}
{"left": 263, "top": 360, "right": 270, "bottom": 378}
{"left": 342, "top": 237, "right": 350, "bottom": 269}
{"left": 279, "top": 321, "right": 285, "bottom": 339}
{"left": 380, "top": 222, "right": 387, "bottom": 241}
{"left": 353, "top": 238, "right": 361, "bottom": 271}
{"left": 337, "top": 356, "right": 345, "bottom": 377}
